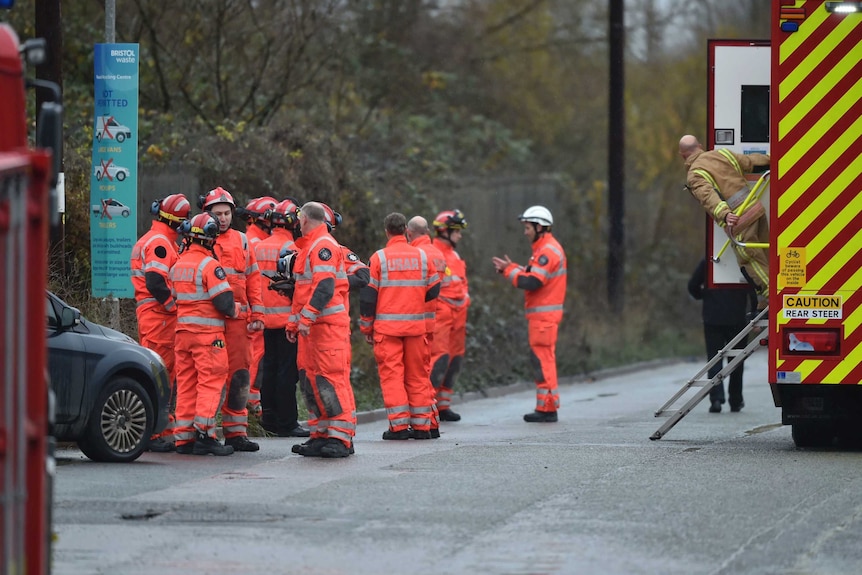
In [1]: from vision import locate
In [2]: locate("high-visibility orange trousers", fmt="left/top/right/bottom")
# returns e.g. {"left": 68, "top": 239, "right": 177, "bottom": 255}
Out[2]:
{"left": 298, "top": 323, "right": 356, "bottom": 447}
{"left": 373, "top": 333, "right": 433, "bottom": 432}
{"left": 247, "top": 329, "right": 264, "bottom": 413}
{"left": 221, "top": 317, "right": 251, "bottom": 439}
{"left": 528, "top": 319, "right": 560, "bottom": 413}
{"left": 429, "top": 303, "right": 466, "bottom": 410}
{"left": 137, "top": 309, "right": 176, "bottom": 438}
{"left": 174, "top": 330, "right": 229, "bottom": 446}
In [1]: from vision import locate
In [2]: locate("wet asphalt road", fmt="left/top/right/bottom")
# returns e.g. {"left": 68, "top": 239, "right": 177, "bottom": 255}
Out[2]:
{"left": 51, "top": 350, "right": 862, "bottom": 575}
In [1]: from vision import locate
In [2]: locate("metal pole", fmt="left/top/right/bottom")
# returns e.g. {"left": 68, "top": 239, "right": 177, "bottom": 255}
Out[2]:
{"left": 105, "top": 0, "right": 116, "bottom": 43}
{"left": 607, "top": 0, "right": 625, "bottom": 313}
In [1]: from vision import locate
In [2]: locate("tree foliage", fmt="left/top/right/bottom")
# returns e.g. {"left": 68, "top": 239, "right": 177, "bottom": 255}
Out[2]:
{"left": 3, "top": 0, "right": 769, "bottom": 399}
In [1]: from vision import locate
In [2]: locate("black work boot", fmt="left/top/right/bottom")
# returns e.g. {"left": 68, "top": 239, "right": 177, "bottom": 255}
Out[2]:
{"left": 430, "top": 428, "right": 441, "bottom": 439}
{"left": 294, "top": 437, "right": 329, "bottom": 457}
{"left": 438, "top": 409, "right": 461, "bottom": 422}
{"left": 320, "top": 438, "right": 352, "bottom": 458}
{"left": 382, "top": 429, "right": 411, "bottom": 440}
{"left": 410, "top": 429, "right": 432, "bottom": 440}
{"left": 225, "top": 435, "right": 260, "bottom": 452}
{"left": 192, "top": 433, "right": 234, "bottom": 456}
{"left": 523, "top": 410, "right": 558, "bottom": 423}
{"left": 175, "top": 441, "right": 195, "bottom": 455}
{"left": 147, "top": 437, "right": 175, "bottom": 453}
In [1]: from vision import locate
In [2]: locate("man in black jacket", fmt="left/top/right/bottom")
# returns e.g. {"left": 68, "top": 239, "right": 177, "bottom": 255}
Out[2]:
{"left": 688, "top": 259, "right": 756, "bottom": 413}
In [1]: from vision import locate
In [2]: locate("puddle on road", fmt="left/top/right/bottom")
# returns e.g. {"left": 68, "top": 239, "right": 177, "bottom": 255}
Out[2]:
{"left": 745, "top": 423, "right": 783, "bottom": 436}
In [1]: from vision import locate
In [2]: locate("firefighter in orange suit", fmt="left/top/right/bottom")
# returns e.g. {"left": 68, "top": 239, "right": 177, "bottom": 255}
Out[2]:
{"left": 430, "top": 209, "right": 470, "bottom": 422}
{"left": 493, "top": 206, "right": 567, "bottom": 423}
{"left": 238, "top": 196, "right": 277, "bottom": 417}
{"left": 254, "top": 199, "right": 310, "bottom": 438}
{"left": 171, "top": 213, "right": 238, "bottom": 456}
{"left": 289, "top": 203, "right": 368, "bottom": 454}
{"left": 286, "top": 202, "right": 355, "bottom": 458}
{"left": 679, "top": 135, "right": 771, "bottom": 295}
{"left": 360, "top": 213, "right": 441, "bottom": 440}
{"left": 200, "top": 187, "right": 265, "bottom": 452}
{"left": 406, "top": 215, "right": 447, "bottom": 438}
{"left": 321, "top": 203, "right": 371, "bottom": 298}
{"left": 131, "top": 193, "right": 191, "bottom": 452}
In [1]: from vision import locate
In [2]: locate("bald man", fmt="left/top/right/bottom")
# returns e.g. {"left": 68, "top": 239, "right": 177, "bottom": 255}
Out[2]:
{"left": 406, "top": 216, "right": 448, "bottom": 437}
{"left": 679, "top": 135, "right": 771, "bottom": 296}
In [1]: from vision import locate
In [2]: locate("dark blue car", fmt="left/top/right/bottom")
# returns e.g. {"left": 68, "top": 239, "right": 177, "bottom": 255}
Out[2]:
{"left": 47, "top": 291, "right": 170, "bottom": 462}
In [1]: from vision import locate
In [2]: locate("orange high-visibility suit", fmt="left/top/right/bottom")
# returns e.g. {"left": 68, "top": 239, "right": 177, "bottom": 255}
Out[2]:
{"left": 501, "top": 233, "right": 567, "bottom": 413}
{"left": 246, "top": 226, "right": 268, "bottom": 415}
{"left": 287, "top": 224, "right": 355, "bottom": 448}
{"left": 360, "top": 236, "right": 440, "bottom": 433}
{"left": 254, "top": 228, "right": 301, "bottom": 434}
{"left": 301, "top": 243, "right": 369, "bottom": 439}
{"left": 411, "top": 234, "right": 447, "bottom": 430}
{"left": 131, "top": 220, "right": 180, "bottom": 437}
{"left": 213, "top": 228, "right": 265, "bottom": 439}
{"left": 170, "top": 244, "right": 235, "bottom": 447}
{"left": 430, "top": 237, "right": 470, "bottom": 411}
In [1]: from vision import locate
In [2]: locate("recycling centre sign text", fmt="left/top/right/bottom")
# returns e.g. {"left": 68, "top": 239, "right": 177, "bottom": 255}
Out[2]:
{"left": 90, "top": 43, "right": 139, "bottom": 298}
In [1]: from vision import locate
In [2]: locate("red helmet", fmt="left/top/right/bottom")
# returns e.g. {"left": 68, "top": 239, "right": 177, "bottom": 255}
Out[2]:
{"left": 321, "top": 203, "right": 343, "bottom": 230}
{"left": 199, "top": 186, "right": 236, "bottom": 210}
{"left": 240, "top": 196, "right": 277, "bottom": 221}
{"left": 151, "top": 194, "right": 191, "bottom": 227}
{"left": 270, "top": 199, "right": 300, "bottom": 228}
{"left": 433, "top": 209, "right": 467, "bottom": 233}
{"left": 179, "top": 212, "right": 219, "bottom": 245}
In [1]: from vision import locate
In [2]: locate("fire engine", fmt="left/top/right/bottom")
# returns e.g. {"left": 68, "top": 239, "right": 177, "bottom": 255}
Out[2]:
{"left": 652, "top": 0, "right": 861, "bottom": 447}
{"left": 768, "top": 0, "right": 862, "bottom": 446}
{"left": 0, "top": 18, "right": 62, "bottom": 574}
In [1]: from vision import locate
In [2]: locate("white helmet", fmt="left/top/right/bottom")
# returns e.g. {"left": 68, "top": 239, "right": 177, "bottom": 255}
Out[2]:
{"left": 519, "top": 205, "right": 553, "bottom": 227}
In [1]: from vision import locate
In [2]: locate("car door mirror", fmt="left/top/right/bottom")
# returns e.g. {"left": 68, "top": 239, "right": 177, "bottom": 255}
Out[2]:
{"left": 59, "top": 306, "right": 80, "bottom": 330}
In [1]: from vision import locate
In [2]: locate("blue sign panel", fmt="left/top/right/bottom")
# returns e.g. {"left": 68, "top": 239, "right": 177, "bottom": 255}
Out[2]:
{"left": 90, "top": 43, "right": 139, "bottom": 298}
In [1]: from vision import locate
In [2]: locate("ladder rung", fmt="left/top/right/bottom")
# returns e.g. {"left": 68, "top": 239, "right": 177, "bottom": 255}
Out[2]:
{"left": 651, "top": 306, "right": 768, "bottom": 440}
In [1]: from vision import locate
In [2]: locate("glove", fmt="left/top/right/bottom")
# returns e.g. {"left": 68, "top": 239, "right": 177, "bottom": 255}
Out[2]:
{"left": 269, "top": 279, "right": 295, "bottom": 297}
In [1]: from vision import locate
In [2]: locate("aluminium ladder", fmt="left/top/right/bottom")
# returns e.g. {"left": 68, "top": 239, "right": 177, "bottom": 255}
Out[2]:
{"left": 650, "top": 307, "right": 769, "bottom": 440}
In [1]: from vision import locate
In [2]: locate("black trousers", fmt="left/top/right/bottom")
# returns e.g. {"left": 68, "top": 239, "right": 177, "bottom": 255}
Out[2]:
{"left": 704, "top": 323, "right": 747, "bottom": 406}
{"left": 261, "top": 328, "right": 300, "bottom": 432}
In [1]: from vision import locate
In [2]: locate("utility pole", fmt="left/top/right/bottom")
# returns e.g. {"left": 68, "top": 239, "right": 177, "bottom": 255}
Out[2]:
{"left": 35, "top": 0, "right": 64, "bottom": 272}
{"left": 607, "top": 0, "right": 625, "bottom": 314}
{"left": 105, "top": 0, "right": 116, "bottom": 43}
{"left": 104, "top": 0, "right": 120, "bottom": 330}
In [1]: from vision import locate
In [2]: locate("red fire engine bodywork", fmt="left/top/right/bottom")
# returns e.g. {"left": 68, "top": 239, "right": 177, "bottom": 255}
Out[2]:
{"left": 0, "top": 22, "right": 52, "bottom": 575}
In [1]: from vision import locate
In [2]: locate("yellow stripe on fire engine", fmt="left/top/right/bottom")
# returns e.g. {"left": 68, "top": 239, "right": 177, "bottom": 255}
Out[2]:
{"left": 778, "top": 113, "right": 862, "bottom": 226}
{"left": 825, "top": 296, "right": 862, "bottom": 382}
{"left": 780, "top": 7, "right": 852, "bottom": 106}
{"left": 778, "top": 2, "right": 828, "bottom": 84}
{"left": 804, "top": 225, "right": 862, "bottom": 293}
{"left": 780, "top": 71, "right": 862, "bottom": 165}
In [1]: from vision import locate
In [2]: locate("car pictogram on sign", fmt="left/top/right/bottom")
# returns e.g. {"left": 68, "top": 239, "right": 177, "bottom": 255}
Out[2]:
{"left": 94, "top": 158, "right": 130, "bottom": 182}
{"left": 95, "top": 115, "right": 132, "bottom": 143}
{"left": 91, "top": 198, "right": 131, "bottom": 219}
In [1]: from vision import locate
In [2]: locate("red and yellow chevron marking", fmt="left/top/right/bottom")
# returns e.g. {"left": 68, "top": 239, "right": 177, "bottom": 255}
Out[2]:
{"left": 772, "top": 0, "right": 862, "bottom": 384}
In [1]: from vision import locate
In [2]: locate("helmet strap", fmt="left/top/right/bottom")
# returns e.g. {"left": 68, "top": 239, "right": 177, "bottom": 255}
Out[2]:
{"left": 440, "top": 230, "right": 457, "bottom": 248}
{"left": 531, "top": 223, "right": 547, "bottom": 242}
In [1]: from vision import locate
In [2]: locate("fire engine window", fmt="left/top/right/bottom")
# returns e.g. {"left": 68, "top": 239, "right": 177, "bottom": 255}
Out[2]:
{"left": 741, "top": 85, "right": 770, "bottom": 143}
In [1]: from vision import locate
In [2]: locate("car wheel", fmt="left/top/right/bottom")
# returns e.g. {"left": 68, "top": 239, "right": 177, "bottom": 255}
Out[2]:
{"left": 116, "top": 171, "right": 126, "bottom": 182}
{"left": 77, "top": 376, "right": 153, "bottom": 463}
{"left": 96, "top": 170, "right": 103, "bottom": 180}
{"left": 116, "top": 133, "right": 126, "bottom": 143}
{"left": 121, "top": 209, "right": 130, "bottom": 217}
